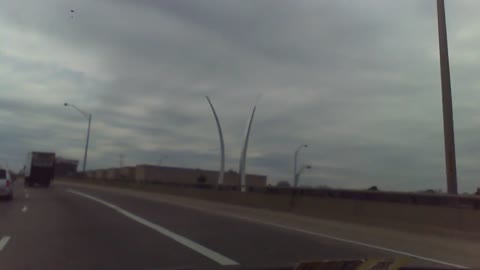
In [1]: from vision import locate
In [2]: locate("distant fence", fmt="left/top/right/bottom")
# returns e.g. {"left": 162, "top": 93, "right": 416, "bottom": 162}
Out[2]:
{"left": 67, "top": 174, "right": 480, "bottom": 210}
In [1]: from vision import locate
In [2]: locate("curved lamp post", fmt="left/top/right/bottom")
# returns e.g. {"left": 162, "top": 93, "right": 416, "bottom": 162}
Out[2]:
{"left": 295, "top": 164, "right": 311, "bottom": 188}
{"left": 64, "top": 102, "right": 92, "bottom": 172}
{"left": 293, "top": 144, "right": 308, "bottom": 187}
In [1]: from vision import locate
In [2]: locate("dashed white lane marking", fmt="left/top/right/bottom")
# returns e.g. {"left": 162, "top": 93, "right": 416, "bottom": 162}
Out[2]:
{"left": 21, "top": 205, "right": 28, "bottom": 213}
{"left": 25, "top": 193, "right": 29, "bottom": 199}
{"left": 0, "top": 236, "right": 11, "bottom": 251}
{"left": 66, "top": 189, "right": 239, "bottom": 266}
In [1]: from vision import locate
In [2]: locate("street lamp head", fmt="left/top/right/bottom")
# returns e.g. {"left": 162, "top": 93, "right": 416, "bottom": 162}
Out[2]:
{"left": 64, "top": 102, "right": 69, "bottom": 107}
{"left": 306, "top": 165, "right": 312, "bottom": 169}
{"left": 304, "top": 144, "right": 308, "bottom": 148}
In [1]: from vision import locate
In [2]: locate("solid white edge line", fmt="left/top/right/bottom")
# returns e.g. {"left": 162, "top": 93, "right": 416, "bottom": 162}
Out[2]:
{"left": 66, "top": 189, "right": 239, "bottom": 266}
{"left": 124, "top": 191, "right": 469, "bottom": 269}
{"left": 0, "top": 236, "right": 11, "bottom": 251}
{"left": 227, "top": 215, "right": 469, "bottom": 269}
{"left": 65, "top": 186, "right": 468, "bottom": 269}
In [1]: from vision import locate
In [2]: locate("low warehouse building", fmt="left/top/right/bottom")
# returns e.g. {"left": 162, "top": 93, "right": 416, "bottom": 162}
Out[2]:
{"left": 55, "top": 157, "right": 79, "bottom": 177}
{"left": 134, "top": 165, "right": 267, "bottom": 187}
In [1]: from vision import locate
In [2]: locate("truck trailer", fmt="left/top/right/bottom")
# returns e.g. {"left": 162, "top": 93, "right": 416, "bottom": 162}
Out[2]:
{"left": 25, "top": 152, "right": 56, "bottom": 187}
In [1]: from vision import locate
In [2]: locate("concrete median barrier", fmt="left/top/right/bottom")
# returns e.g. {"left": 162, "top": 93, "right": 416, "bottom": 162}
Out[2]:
{"left": 59, "top": 177, "right": 480, "bottom": 239}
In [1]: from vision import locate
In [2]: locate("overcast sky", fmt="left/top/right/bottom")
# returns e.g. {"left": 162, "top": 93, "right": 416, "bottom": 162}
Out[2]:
{"left": 1, "top": 0, "right": 480, "bottom": 192}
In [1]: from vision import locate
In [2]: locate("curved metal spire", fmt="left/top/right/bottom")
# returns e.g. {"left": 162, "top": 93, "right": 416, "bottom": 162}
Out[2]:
{"left": 206, "top": 96, "right": 225, "bottom": 186}
{"left": 239, "top": 104, "right": 257, "bottom": 192}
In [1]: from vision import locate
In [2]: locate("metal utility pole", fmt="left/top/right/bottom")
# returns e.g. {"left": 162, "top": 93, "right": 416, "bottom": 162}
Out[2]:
{"left": 436, "top": 0, "right": 458, "bottom": 194}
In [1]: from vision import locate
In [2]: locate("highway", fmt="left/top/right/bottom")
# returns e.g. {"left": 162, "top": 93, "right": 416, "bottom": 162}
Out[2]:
{"left": 0, "top": 182, "right": 472, "bottom": 270}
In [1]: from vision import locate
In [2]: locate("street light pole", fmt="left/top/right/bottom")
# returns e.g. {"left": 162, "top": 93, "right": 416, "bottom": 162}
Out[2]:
{"left": 83, "top": 113, "right": 91, "bottom": 172}
{"left": 293, "top": 144, "right": 308, "bottom": 188}
{"left": 295, "top": 164, "right": 312, "bottom": 188}
{"left": 290, "top": 161, "right": 311, "bottom": 208}
{"left": 64, "top": 102, "right": 92, "bottom": 173}
{"left": 436, "top": 0, "right": 458, "bottom": 194}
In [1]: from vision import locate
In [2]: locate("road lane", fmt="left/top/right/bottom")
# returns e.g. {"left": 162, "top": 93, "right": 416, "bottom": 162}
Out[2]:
{"left": 0, "top": 181, "right": 469, "bottom": 270}
{"left": 0, "top": 181, "right": 26, "bottom": 216}
{"left": 67, "top": 188, "right": 239, "bottom": 266}
{"left": 0, "top": 184, "right": 231, "bottom": 270}
{"left": 0, "top": 183, "right": 27, "bottom": 255}
{"left": 61, "top": 184, "right": 454, "bottom": 268}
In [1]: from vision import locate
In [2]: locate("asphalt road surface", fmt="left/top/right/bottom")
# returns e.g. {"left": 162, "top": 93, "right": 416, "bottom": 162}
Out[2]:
{"left": 0, "top": 182, "right": 466, "bottom": 270}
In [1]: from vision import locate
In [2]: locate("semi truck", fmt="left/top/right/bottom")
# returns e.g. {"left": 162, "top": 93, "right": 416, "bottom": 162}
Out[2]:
{"left": 25, "top": 152, "right": 56, "bottom": 187}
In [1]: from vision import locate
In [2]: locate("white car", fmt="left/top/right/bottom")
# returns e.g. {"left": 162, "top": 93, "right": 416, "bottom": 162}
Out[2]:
{"left": 0, "top": 167, "right": 13, "bottom": 200}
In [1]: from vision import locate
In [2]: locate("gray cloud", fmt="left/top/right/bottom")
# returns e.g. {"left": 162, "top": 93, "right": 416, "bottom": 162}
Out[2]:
{"left": 0, "top": 0, "right": 479, "bottom": 192}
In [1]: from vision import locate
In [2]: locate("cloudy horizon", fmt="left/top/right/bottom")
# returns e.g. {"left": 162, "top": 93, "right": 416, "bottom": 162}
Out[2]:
{"left": 1, "top": 0, "right": 480, "bottom": 192}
